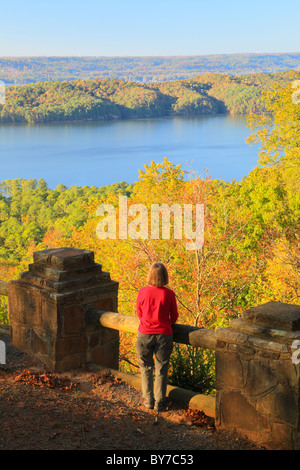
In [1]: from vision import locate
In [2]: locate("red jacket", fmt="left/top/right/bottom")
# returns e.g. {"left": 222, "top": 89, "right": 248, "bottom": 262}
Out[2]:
{"left": 137, "top": 285, "right": 178, "bottom": 336}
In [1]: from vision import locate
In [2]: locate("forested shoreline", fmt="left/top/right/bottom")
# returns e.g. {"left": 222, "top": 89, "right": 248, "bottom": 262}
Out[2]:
{"left": 0, "top": 71, "right": 299, "bottom": 124}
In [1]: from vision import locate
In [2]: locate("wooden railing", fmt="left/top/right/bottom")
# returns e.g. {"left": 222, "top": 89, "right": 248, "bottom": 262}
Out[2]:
{"left": 85, "top": 308, "right": 217, "bottom": 350}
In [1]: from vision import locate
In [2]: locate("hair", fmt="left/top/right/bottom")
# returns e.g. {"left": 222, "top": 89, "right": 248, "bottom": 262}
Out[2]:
{"left": 146, "top": 262, "right": 169, "bottom": 287}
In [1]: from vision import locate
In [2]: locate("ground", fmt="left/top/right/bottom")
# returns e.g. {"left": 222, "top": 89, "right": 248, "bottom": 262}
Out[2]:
{"left": 0, "top": 332, "right": 262, "bottom": 451}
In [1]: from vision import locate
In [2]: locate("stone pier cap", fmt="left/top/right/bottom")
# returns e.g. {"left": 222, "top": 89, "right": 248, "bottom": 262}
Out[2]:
{"left": 242, "top": 301, "right": 300, "bottom": 332}
{"left": 216, "top": 301, "right": 300, "bottom": 353}
{"left": 33, "top": 247, "right": 95, "bottom": 271}
{"left": 17, "top": 247, "right": 114, "bottom": 296}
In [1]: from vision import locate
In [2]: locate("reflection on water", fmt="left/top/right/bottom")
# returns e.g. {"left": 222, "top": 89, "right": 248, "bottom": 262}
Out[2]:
{"left": 0, "top": 115, "right": 259, "bottom": 188}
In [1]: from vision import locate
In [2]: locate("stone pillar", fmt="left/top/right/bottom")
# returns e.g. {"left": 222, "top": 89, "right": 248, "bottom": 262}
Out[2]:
{"left": 8, "top": 247, "right": 119, "bottom": 372}
{"left": 215, "top": 301, "right": 300, "bottom": 450}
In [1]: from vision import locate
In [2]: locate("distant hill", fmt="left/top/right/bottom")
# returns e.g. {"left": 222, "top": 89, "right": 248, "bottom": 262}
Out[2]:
{"left": 0, "top": 53, "right": 300, "bottom": 84}
{"left": 1, "top": 71, "right": 299, "bottom": 124}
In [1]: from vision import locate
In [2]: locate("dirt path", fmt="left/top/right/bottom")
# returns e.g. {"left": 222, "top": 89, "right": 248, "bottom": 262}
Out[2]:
{"left": 0, "top": 332, "right": 261, "bottom": 451}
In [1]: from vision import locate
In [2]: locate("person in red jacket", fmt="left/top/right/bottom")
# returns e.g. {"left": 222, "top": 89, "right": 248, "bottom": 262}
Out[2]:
{"left": 136, "top": 262, "right": 178, "bottom": 411}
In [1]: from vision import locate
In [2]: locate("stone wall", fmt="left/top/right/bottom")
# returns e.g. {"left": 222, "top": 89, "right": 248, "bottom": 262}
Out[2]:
{"left": 215, "top": 301, "right": 300, "bottom": 450}
{"left": 8, "top": 247, "right": 119, "bottom": 371}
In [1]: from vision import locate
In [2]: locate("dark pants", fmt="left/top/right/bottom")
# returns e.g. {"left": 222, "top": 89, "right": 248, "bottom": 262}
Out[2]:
{"left": 136, "top": 332, "right": 173, "bottom": 405}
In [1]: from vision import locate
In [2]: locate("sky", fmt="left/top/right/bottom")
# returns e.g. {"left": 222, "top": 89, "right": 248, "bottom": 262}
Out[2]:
{"left": 0, "top": 0, "right": 299, "bottom": 57}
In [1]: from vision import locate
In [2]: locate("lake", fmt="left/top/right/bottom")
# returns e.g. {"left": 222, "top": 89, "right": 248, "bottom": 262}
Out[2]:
{"left": 0, "top": 115, "right": 259, "bottom": 189}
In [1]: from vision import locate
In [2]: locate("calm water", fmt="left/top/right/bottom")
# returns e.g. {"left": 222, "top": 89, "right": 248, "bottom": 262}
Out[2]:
{"left": 0, "top": 115, "right": 259, "bottom": 189}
